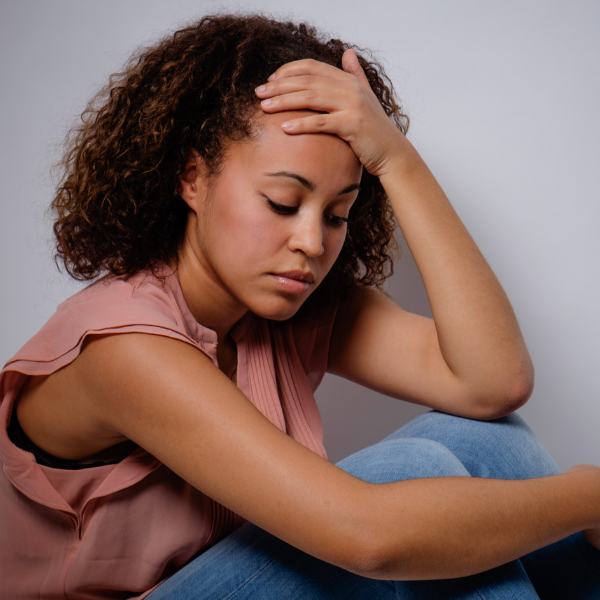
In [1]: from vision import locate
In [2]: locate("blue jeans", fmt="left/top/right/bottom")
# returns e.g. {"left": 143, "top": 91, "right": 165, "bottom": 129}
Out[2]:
{"left": 148, "top": 412, "right": 600, "bottom": 599}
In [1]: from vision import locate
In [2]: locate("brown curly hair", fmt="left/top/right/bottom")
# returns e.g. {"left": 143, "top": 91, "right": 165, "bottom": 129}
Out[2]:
{"left": 51, "top": 13, "right": 409, "bottom": 310}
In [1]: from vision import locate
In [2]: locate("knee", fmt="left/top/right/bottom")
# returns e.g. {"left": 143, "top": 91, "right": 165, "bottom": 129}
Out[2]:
{"left": 388, "top": 410, "right": 536, "bottom": 448}
{"left": 386, "top": 410, "right": 560, "bottom": 479}
{"left": 337, "top": 437, "right": 470, "bottom": 484}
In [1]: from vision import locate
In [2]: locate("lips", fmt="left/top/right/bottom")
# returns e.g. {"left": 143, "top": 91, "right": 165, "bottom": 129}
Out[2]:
{"left": 269, "top": 270, "right": 316, "bottom": 296}
{"left": 271, "top": 270, "right": 315, "bottom": 284}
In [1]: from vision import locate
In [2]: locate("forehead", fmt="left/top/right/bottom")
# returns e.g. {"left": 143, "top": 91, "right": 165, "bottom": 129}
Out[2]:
{"left": 222, "top": 110, "right": 362, "bottom": 187}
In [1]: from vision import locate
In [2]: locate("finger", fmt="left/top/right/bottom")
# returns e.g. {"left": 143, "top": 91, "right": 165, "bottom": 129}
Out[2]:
{"left": 258, "top": 88, "right": 348, "bottom": 115}
{"left": 268, "top": 58, "right": 348, "bottom": 82}
{"left": 255, "top": 75, "right": 351, "bottom": 101}
{"left": 568, "top": 464, "right": 600, "bottom": 473}
{"left": 279, "top": 113, "right": 348, "bottom": 138}
{"left": 341, "top": 49, "right": 373, "bottom": 91}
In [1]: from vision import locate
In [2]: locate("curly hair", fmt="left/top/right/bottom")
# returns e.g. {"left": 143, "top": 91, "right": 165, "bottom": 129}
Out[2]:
{"left": 51, "top": 13, "right": 409, "bottom": 311}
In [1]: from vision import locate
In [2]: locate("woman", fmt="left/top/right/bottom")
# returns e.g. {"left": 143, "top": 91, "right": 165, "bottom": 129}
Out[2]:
{"left": 1, "top": 13, "right": 599, "bottom": 599}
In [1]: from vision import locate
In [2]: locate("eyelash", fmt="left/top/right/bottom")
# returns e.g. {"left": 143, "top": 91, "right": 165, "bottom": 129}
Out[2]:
{"left": 265, "top": 198, "right": 349, "bottom": 229}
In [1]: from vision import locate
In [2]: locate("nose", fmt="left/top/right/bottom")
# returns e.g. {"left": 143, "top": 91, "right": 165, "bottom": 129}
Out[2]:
{"left": 288, "top": 213, "right": 325, "bottom": 258}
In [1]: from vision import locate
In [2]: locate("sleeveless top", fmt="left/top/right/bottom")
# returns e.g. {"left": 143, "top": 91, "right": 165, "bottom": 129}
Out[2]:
{"left": 0, "top": 266, "right": 335, "bottom": 599}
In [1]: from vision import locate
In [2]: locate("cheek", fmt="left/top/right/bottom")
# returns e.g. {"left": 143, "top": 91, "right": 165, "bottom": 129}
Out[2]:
{"left": 323, "top": 229, "right": 347, "bottom": 266}
{"left": 210, "top": 193, "right": 283, "bottom": 260}
{"left": 234, "top": 211, "right": 283, "bottom": 252}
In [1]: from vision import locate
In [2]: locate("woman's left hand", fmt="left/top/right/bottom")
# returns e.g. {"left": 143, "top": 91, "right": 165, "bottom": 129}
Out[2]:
{"left": 255, "top": 49, "right": 408, "bottom": 178}
{"left": 259, "top": 51, "right": 536, "bottom": 423}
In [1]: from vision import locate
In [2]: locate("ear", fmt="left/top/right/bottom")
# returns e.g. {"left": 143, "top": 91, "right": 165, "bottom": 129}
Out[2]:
{"left": 179, "top": 152, "right": 208, "bottom": 212}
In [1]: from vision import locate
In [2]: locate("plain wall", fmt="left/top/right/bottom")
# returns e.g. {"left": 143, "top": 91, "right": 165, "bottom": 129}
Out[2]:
{"left": 1, "top": 0, "right": 599, "bottom": 469}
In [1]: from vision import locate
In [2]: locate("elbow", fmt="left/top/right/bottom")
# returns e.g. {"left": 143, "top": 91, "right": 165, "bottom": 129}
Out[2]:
{"left": 341, "top": 537, "right": 402, "bottom": 580}
{"left": 322, "top": 481, "right": 418, "bottom": 579}
{"left": 337, "top": 518, "right": 412, "bottom": 580}
{"left": 472, "top": 365, "right": 535, "bottom": 421}
{"left": 343, "top": 531, "right": 424, "bottom": 581}
{"left": 505, "top": 373, "right": 535, "bottom": 412}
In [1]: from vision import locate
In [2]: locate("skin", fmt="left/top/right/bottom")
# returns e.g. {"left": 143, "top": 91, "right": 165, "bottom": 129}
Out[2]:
{"left": 15, "top": 49, "right": 600, "bottom": 579}
{"left": 175, "top": 110, "right": 362, "bottom": 372}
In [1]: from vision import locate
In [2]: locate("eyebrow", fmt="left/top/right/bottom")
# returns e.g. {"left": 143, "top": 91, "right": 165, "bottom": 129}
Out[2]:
{"left": 264, "top": 171, "right": 360, "bottom": 196}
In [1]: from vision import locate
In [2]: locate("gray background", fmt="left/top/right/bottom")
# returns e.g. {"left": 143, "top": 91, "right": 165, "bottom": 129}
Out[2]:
{"left": 1, "top": 0, "right": 599, "bottom": 469}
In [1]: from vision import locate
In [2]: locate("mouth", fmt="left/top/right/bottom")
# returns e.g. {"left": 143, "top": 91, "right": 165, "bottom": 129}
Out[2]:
{"left": 272, "top": 270, "right": 316, "bottom": 284}
{"left": 269, "top": 270, "right": 315, "bottom": 295}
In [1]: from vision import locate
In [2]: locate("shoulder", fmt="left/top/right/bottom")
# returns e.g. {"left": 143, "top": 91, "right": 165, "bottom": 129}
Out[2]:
{"left": 57, "top": 269, "right": 186, "bottom": 331}
{"left": 3, "top": 268, "right": 214, "bottom": 379}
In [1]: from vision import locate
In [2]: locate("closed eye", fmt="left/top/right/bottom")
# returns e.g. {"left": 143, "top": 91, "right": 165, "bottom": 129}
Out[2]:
{"left": 264, "top": 197, "right": 349, "bottom": 228}
{"left": 326, "top": 214, "right": 349, "bottom": 228}
{"left": 265, "top": 197, "right": 297, "bottom": 215}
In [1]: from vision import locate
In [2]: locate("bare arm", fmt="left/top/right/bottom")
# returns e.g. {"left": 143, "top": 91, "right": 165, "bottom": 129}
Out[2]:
{"left": 258, "top": 52, "right": 533, "bottom": 419}
{"left": 327, "top": 284, "right": 530, "bottom": 420}
{"left": 376, "top": 144, "right": 533, "bottom": 416}
{"left": 70, "top": 333, "right": 599, "bottom": 580}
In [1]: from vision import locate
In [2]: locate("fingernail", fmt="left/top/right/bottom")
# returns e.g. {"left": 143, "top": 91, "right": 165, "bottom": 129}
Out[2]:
{"left": 261, "top": 99, "right": 273, "bottom": 107}
{"left": 255, "top": 85, "right": 266, "bottom": 94}
{"left": 268, "top": 73, "right": 276, "bottom": 81}
{"left": 281, "top": 121, "right": 292, "bottom": 130}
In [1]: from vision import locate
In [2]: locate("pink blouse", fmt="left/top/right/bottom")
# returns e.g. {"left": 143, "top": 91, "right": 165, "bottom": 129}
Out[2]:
{"left": 0, "top": 267, "right": 335, "bottom": 599}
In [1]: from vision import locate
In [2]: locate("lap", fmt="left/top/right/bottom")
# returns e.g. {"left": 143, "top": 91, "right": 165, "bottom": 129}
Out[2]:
{"left": 147, "top": 522, "right": 396, "bottom": 600}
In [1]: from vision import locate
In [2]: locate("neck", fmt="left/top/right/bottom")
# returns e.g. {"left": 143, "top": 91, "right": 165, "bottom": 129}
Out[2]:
{"left": 173, "top": 244, "right": 248, "bottom": 345}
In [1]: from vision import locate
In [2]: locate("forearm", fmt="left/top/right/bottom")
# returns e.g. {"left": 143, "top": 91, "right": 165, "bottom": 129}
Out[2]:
{"left": 379, "top": 141, "right": 533, "bottom": 412}
{"left": 258, "top": 51, "right": 533, "bottom": 412}
{"left": 87, "top": 335, "right": 598, "bottom": 582}
{"left": 354, "top": 469, "right": 600, "bottom": 580}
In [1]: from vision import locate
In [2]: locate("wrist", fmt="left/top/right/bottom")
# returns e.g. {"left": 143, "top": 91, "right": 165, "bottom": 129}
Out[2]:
{"left": 375, "top": 137, "right": 429, "bottom": 186}
{"left": 367, "top": 128, "right": 417, "bottom": 178}
{"left": 565, "top": 468, "right": 600, "bottom": 530}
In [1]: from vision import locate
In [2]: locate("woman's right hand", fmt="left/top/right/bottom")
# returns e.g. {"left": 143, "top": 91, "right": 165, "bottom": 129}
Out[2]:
{"left": 568, "top": 464, "right": 600, "bottom": 549}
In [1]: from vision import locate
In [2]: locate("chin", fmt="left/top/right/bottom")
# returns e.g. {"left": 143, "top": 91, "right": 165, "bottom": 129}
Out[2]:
{"left": 247, "top": 295, "right": 307, "bottom": 321}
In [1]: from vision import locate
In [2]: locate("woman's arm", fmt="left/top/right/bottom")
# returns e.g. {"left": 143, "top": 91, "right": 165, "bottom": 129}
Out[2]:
{"left": 256, "top": 52, "right": 534, "bottom": 420}
{"left": 70, "top": 333, "right": 600, "bottom": 580}
{"left": 327, "top": 284, "right": 530, "bottom": 420}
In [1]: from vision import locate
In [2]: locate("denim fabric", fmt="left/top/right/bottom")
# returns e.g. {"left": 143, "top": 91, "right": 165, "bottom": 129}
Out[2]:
{"left": 148, "top": 412, "right": 600, "bottom": 599}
